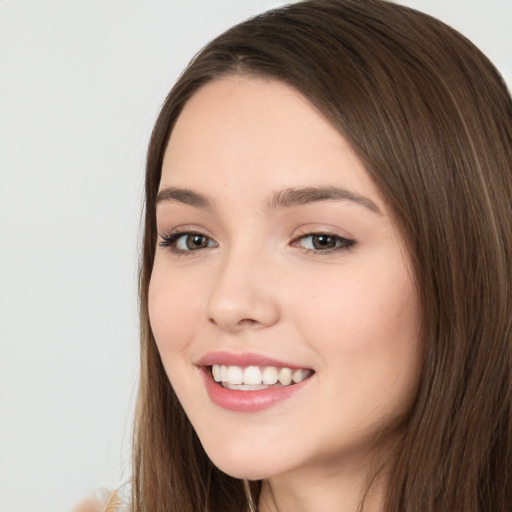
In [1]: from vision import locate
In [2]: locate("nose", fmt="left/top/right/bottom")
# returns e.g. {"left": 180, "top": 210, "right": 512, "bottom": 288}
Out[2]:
{"left": 206, "top": 250, "right": 280, "bottom": 332}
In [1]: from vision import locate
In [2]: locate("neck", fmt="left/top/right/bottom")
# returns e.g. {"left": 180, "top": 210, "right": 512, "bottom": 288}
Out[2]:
{"left": 257, "top": 456, "right": 389, "bottom": 512}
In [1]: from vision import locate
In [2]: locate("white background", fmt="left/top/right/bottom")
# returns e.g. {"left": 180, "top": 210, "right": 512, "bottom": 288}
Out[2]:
{"left": 1, "top": 1, "right": 510, "bottom": 511}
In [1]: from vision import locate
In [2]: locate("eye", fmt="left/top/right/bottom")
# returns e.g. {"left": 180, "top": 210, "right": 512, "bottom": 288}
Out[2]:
{"left": 292, "top": 233, "right": 355, "bottom": 253}
{"left": 159, "top": 231, "right": 217, "bottom": 254}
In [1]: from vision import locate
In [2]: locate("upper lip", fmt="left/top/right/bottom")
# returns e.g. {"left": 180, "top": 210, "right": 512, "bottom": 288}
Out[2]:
{"left": 197, "top": 351, "right": 312, "bottom": 370}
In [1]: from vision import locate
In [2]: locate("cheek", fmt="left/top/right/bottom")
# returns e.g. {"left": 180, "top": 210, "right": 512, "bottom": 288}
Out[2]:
{"left": 147, "top": 267, "right": 209, "bottom": 415}
{"left": 294, "top": 267, "right": 418, "bottom": 345}
{"left": 290, "top": 259, "right": 421, "bottom": 401}
{"left": 147, "top": 264, "right": 201, "bottom": 358}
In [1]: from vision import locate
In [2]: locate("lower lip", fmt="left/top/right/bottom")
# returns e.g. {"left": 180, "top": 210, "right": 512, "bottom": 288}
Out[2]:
{"left": 201, "top": 367, "right": 311, "bottom": 412}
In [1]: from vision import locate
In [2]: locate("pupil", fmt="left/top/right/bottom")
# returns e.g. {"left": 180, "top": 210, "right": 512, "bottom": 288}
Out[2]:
{"left": 313, "top": 235, "right": 335, "bottom": 249}
{"left": 188, "top": 235, "right": 206, "bottom": 249}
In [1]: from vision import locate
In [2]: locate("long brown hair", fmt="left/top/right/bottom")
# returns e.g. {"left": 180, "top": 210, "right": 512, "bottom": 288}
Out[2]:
{"left": 133, "top": 1, "right": 512, "bottom": 510}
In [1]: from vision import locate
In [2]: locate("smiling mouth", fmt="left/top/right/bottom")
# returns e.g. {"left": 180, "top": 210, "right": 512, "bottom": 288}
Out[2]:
{"left": 210, "top": 364, "right": 314, "bottom": 390}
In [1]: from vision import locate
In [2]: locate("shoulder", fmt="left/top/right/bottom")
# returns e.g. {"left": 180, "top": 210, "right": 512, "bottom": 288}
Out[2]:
{"left": 72, "top": 495, "right": 105, "bottom": 512}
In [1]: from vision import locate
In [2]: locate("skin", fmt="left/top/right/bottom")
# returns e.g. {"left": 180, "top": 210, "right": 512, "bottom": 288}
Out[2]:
{"left": 148, "top": 76, "right": 421, "bottom": 512}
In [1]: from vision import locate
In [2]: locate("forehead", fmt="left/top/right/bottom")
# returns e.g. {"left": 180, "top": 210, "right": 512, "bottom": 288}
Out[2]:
{"left": 166, "top": 75, "right": 343, "bottom": 154}
{"left": 166, "top": 76, "right": 327, "bottom": 159}
{"left": 161, "top": 76, "right": 384, "bottom": 212}
{"left": 174, "top": 75, "right": 316, "bottom": 129}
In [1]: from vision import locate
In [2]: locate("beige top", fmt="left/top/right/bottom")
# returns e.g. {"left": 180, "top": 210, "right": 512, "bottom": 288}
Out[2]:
{"left": 72, "top": 487, "right": 130, "bottom": 512}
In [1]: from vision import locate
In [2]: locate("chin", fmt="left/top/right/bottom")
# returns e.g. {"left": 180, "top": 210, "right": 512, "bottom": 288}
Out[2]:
{"left": 211, "top": 460, "right": 279, "bottom": 481}
{"left": 201, "top": 437, "right": 288, "bottom": 481}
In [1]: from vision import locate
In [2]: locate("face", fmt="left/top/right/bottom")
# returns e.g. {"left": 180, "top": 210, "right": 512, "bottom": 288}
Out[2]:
{"left": 148, "top": 76, "right": 421, "bottom": 482}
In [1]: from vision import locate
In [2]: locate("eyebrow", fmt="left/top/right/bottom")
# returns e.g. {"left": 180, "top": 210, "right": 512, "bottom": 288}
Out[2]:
{"left": 267, "top": 186, "right": 382, "bottom": 214}
{"left": 156, "top": 187, "right": 213, "bottom": 208}
{"left": 156, "top": 185, "right": 381, "bottom": 214}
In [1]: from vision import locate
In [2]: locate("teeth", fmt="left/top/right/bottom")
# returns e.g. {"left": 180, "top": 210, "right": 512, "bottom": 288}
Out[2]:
{"left": 244, "top": 366, "right": 263, "bottom": 385}
{"left": 227, "top": 365, "right": 243, "bottom": 385}
{"left": 279, "top": 367, "right": 293, "bottom": 386}
{"left": 262, "top": 366, "right": 278, "bottom": 385}
{"left": 211, "top": 364, "right": 312, "bottom": 389}
{"left": 292, "top": 369, "right": 308, "bottom": 383}
{"left": 212, "top": 364, "right": 221, "bottom": 382}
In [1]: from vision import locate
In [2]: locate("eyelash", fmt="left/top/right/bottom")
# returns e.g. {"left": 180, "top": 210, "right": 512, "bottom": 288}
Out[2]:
{"left": 290, "top": 232, "right": 356, "bottom": 254}
{"left": 158, "top": 230, "right": 356, "bottom": 256}
{"left": 158, "top": 230, "right": 217, "bottom": 256}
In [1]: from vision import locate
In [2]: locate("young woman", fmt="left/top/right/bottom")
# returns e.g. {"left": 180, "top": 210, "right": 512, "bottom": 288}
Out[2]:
{"left": 94, "top": 0, "right": 512, "bottom": 510}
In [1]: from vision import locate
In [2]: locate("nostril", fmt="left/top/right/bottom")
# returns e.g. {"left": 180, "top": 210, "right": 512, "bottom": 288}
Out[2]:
{"left": 208, "top": 316, "right": 258, "bottom": 328}
{"left": 237, "top": 318, "right": 258, "bottom": 327}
